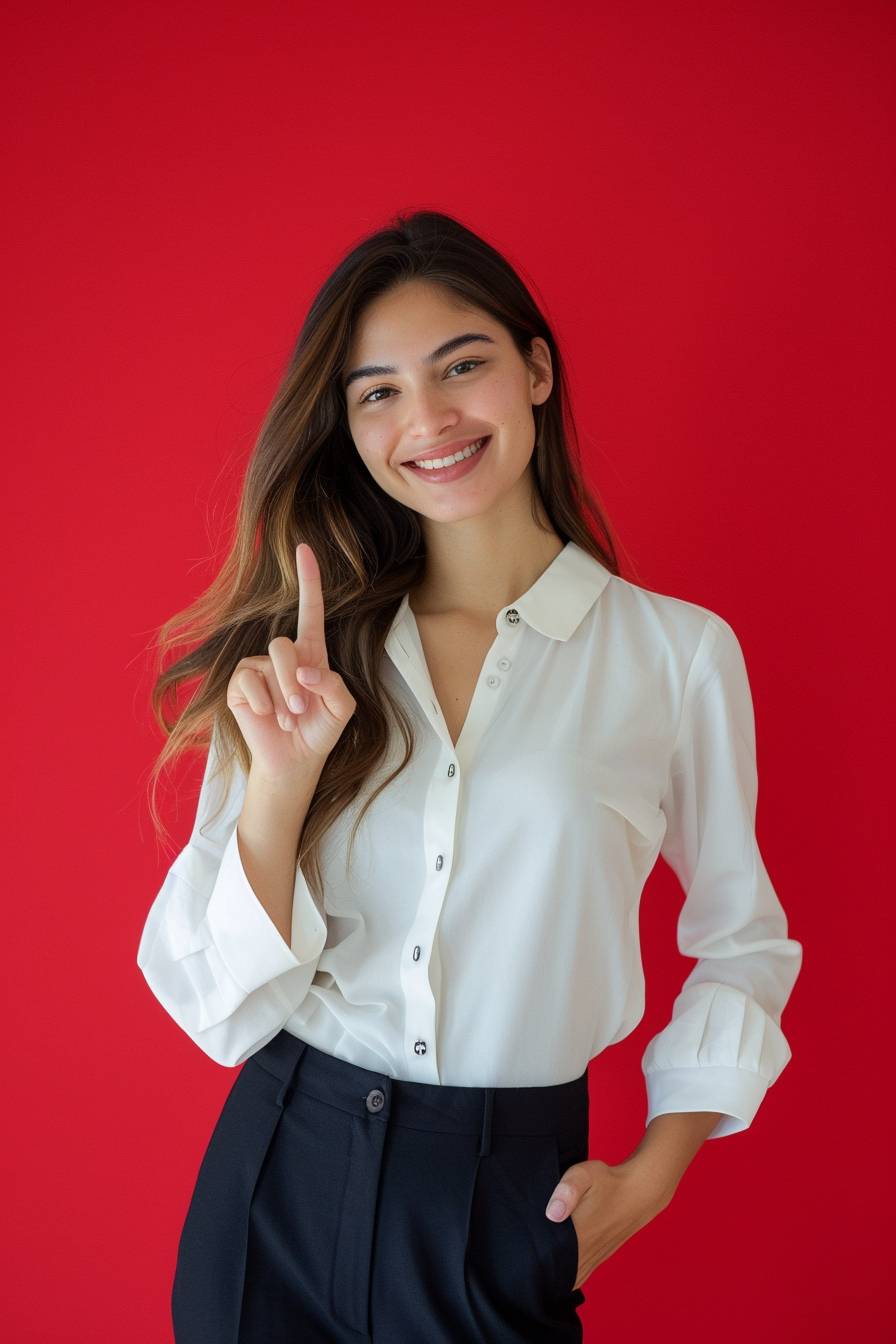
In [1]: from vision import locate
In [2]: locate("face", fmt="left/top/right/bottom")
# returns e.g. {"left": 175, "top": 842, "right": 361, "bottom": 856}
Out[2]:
{"left": 341, "top": 279, "right": 553, "bottom": 522}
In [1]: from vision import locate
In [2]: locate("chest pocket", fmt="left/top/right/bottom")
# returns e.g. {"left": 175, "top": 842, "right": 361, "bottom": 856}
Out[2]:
{"left": 573, "top": 757, "right": 664, "bottom": 849}
{"left": 514, "top": 749, "right": 665, "bottom": 852}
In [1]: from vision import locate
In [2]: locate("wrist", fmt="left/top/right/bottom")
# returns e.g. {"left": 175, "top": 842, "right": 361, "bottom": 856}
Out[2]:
{"left": 619, "top": 1110, "right": 724, "bottom": 1207}
{"left": 247, "top": 760, "right": 323, "bottom": 801}
{"left": 614, "top": 1152, "right": 679, "bottom": 1213}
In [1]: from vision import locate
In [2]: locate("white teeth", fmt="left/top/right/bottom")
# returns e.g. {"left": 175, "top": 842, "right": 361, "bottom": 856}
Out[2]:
{"left": 411, "top": 436, "right": 487, "bottom": 470}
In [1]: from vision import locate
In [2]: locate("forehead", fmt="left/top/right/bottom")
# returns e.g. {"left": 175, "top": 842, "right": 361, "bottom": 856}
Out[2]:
{"left": 347, "top": 280, "right": 495, "bottom": 356}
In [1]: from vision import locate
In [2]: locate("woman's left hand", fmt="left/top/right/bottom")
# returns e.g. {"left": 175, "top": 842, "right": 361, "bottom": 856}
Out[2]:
{"left": 545, "top": 1157, "right": 671, "bottom": 1290}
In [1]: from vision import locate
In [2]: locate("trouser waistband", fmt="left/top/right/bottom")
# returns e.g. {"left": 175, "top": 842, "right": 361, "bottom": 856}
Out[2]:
{"left": 248, "top": 1029, "right": 589, "bottom": 1157}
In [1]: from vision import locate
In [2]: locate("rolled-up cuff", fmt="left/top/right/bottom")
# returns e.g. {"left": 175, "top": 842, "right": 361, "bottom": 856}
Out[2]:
{"left": 205, "top": 826, "right": 327, "bottom": 995}
{"left": 644, "top": 1064, "right": 771, "bottom": 1139}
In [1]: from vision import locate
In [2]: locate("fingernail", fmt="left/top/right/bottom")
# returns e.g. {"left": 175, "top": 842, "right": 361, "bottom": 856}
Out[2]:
{"left": 547, "top": 1198, "right": 567, "bottom": 1220}
{"left": 298, "top": 667, "right": 321, "bottom": 682}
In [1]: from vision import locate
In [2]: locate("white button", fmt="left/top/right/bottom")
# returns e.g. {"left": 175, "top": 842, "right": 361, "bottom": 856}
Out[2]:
{"left": 497, "top": 657, "right": 511, "bottom": 670}
{"left": 486, "top": 675, "right": 501, "bottom": 688}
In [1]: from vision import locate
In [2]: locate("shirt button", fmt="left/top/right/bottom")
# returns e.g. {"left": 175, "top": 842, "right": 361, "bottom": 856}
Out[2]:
{"left": 497, "top": 657, "right": 511, "bottom": 670}
{"left": 505, "top": 608, "right": 520, "bottom": 624}
{"left": 486, "top": 674, "right": 501, "bottom": 688}
{"left": 447, "top": 763, "right": 456, "bottom": 777}
{"left": 412, "top": 945, "right": 421, "bottom": 960}
{"left": 414, "top": 1039, "right": 427, "bottom": 1055}
{"left": 435, "top": 854, "right": 444, "bottom": 870}
{"left": 365, "top": 1087, "right": 385, "bottom": 1113}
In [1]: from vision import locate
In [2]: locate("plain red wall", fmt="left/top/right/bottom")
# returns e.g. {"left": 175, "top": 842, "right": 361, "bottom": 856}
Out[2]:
{"left": 4, "top": 1, "right": 891, "bottom": 1339}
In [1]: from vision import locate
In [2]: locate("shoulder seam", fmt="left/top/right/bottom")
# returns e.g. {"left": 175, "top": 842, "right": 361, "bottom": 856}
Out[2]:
{"left": 667, "top": 615, "right": 722, "bottom": 765}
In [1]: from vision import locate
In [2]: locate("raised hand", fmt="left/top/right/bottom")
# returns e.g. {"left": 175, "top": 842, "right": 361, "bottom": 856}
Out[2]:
{"left": 225, "top": 542, "right": 357, "bottom": 779}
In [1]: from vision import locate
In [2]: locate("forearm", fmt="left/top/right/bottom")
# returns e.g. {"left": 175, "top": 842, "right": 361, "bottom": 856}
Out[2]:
{"left": 236, "top": 764, "right": 323, "bottom": 947}
{"left": 619, "top": 1111, "right": 724, "bottom": 1207}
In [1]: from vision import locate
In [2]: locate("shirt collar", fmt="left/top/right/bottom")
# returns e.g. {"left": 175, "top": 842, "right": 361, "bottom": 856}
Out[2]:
{"left": 387, "top": 539, "right": 612, "bottom": 644}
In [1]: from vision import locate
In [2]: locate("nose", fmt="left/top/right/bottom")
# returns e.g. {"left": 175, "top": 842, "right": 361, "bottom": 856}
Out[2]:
{"left": 403, "top": 398, "right": 464, "bottom": 445}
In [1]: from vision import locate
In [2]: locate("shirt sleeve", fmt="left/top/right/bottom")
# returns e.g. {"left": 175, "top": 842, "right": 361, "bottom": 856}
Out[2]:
{"left": 640, "top": 614, "right": 803, "bottom": 1139}
{"left": 136, "top": 718, "right": 327, "bottom": 1067}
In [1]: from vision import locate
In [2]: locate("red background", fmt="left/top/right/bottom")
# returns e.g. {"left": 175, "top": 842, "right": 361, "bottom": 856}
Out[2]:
{"left": 4, "top": 2, "right": 891, "bottom": 1339}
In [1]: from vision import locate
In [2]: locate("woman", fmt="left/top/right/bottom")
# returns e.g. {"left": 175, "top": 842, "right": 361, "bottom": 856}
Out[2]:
{"left": 137, "top": 209, "right": 802, "bottom": 1342}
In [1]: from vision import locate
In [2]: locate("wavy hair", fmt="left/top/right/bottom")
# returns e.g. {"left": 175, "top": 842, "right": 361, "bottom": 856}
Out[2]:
{"left": 147, "top": 207, "right": 627, "bottom": 905}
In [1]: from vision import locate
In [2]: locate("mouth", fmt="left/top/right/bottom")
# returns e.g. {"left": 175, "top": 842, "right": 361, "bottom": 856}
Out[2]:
{"left": 404, "top": 435, "right": 491, "bottom": 482}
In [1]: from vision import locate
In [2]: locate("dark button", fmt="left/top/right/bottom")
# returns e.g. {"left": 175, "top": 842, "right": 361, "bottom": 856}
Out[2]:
{"left": 447, "top": 763, "right": 456, "bottom": 777}
{"left": 414, "top": 1039, "right": 427, "bottom": 1055}
{"left": 506, "top": 608, "right": 520, "bottom": 624}
{"left": 365, "top": 1087, "right": 385, "bottom": 1113}
{"left": 412, "top": 944, "right": 421, "bottom": 960}
{"left": 435, "top": 854, "right": 443, "bottom": 871}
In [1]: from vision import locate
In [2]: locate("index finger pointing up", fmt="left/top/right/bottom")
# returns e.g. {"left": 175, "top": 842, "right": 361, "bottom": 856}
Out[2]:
{"left": 295, "top": 542, "right": 327, "bottom": 665}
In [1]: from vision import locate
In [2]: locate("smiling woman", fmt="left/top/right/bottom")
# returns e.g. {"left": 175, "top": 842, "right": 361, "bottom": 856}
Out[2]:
{"left": 341, "top": 277, "right": 555, "bottom": 518}
{"left": 138, "top": 207, "right": 802, "bottom": 1343}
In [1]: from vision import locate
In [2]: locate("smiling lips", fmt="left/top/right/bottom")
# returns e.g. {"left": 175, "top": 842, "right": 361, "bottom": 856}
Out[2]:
{"left": 405, "top": 435, "right": 491, "bottom": 481}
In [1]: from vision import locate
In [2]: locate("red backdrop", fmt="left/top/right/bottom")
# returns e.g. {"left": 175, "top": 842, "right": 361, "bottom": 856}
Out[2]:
{"left": 4, "top": 1, "right": 890, "bottom": 1339}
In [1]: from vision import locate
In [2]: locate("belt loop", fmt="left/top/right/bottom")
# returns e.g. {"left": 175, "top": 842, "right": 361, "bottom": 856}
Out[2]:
{"left": 275, "top": 1038, "right": 308, "bottom": 1109}
{"left": 478, "top": 1087, "right": 494, "bottom": 1156}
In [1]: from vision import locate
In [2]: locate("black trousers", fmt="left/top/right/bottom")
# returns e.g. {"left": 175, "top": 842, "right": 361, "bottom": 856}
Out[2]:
{"left": 172, "top": 1029, "right": 589, "bottom": 1342}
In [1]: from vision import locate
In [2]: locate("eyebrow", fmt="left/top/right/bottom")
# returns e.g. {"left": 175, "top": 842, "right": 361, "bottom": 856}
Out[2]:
{"left": 342, "top": 332, "right": 497, "bottom": 391}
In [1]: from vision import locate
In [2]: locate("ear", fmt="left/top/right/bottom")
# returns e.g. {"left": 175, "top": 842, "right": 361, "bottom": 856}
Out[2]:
{"left": 527, "top": 336, "right": 554, "bottom": 405}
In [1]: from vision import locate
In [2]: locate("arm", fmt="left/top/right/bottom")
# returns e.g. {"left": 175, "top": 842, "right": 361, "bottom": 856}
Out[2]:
{"left": 619, "top": 1111, "right": 724, "bottom": 1207}
{"left": 638, "top": 614, "right": 803, "bottom": 1148}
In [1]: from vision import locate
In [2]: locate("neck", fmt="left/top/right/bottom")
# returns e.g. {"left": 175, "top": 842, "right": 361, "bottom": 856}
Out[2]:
{"left": 409, "top": 506, "right": 565, "bottom": 620}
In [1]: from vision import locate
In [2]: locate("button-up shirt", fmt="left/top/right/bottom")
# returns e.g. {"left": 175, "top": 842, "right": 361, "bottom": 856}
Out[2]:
{"left": 136, "top": 540, "right": 802, "bottom": 1139}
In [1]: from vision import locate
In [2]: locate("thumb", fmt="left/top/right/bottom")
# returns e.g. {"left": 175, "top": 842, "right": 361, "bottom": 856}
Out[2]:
{"left": 545, "top": 1164, "right": 586, "bottom": 1222}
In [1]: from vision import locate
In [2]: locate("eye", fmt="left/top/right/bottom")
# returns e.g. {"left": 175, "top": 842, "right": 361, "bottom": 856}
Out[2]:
{"left": 358, "top": 358, "right": 485, "bottom": 405}
{"left": 447, "top": 358, "right": 484, "bottom": 377}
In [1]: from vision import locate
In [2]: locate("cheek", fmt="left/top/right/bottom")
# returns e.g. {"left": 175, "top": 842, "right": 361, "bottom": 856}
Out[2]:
{"left": 356, "top": 445, "right": 405, "bottom": 498}
{"left": 364, "top": 454, "right": 393, "bottom": 484}
{"left": 474, "top": 378, "right": 531, "bottom": 436}
{"left": 352, "top": 433, "right": 391, "bottom": 475}
{"left": 475, "top": 376, "right": 514, "bottom": 416}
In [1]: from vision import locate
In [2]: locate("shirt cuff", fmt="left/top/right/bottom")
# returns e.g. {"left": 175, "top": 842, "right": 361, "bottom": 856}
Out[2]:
{"left": 205, "top": 826, "right": 327, "bottom": 996}
{"left": 644, "top": 1065, "right": 771, "bottom": 1139}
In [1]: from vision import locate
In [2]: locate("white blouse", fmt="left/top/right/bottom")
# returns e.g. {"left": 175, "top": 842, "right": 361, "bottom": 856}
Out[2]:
{"left": 136, "top": 540, "right": 802, "bottom": 1140}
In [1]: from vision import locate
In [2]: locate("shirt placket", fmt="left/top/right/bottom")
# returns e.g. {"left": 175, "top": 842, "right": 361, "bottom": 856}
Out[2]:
{"left": 384, "top": 603, "right": 526, "bottom": 1082}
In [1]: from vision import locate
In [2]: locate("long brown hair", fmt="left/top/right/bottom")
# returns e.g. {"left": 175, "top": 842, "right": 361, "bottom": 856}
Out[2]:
{"left": 147, "top": 207, "right": 628, "bottom": 905}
